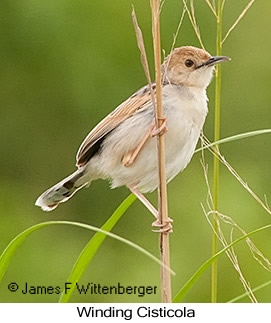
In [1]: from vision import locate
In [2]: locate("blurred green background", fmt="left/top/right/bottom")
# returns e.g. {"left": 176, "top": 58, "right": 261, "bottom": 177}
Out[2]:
{"left": 0, "top": 0, "right": 270, "bottom": 303}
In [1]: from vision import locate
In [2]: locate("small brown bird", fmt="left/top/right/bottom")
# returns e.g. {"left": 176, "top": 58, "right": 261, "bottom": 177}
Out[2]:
{"left": 36, "top": 46, "right": 230, "bottom": 230}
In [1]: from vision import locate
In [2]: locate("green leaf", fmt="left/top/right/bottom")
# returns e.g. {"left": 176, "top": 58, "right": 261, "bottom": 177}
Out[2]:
{"left": 0, "top": 194, "right": 131, "bottom": 284}
{"left": 59, "top": 193, "right": 170, "bottom": 303}
{"left": 0, "top": 221, "right": 52, "bottom": 284}
{"left": 227, "top": 279, "right": 271, "bottom": 303}
{"left": 173, "top": 224, "right": 271, "bottom": 303}
{"left": 195, "top": 129, "right": 271, "bottom": 153}
{"left": 0, "top": 194, "right": 174, "bottom": 300}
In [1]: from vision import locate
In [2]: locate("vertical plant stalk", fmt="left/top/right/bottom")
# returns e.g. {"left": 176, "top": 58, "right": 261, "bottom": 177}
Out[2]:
{"left": 212, "top": 0, "right": 223, "bottom": 303}
{"left": 151, "top": 0, "right": 172, "bottom": 303}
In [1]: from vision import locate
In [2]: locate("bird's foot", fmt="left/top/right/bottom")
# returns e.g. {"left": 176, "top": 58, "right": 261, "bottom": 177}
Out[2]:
{"left": 122, "top": 117, "right": 167, "bottom": 168}
{"left": 152, "top": 217, "right": 173, "bottom": 233}
{"left": 151, "top": 117, "right": 168, "bottom": 137}
{"left": 122, "top": 150, "right": 134, "bottom": 167}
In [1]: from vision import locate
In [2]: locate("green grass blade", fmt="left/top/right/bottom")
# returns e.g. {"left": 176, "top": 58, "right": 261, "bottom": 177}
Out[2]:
{"left": 195, "top": 129, "right": 271, "bottom": 153}
{"left": 59, "top": 193, "right": 174, "bottom": 303}
{"left": 0, "top": 220, "right": 174, "bottom": 289}
{"left": 227, "top": 279, "right": 271, "bottom": 303}
{"left": 0, "top": 193, "right": 174, "bottom": 300}
{"left": 173, "top": 224, "right": 271, "bottom": 303}
{"left": 58, "top": 192, "right": 135, "bottom": 302}
{"left": 0, "top": 194, "right": 134, "bottom": 285}
{"left": 0, "top": 221, "right": 53, "bottom": 284}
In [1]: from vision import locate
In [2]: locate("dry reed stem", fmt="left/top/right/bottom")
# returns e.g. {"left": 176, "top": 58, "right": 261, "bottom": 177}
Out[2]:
{"left": 188, "top": 0, "right": 266, "bottom": 302}
{"left": 201, "top": 160, "right": 271, "bottom": 272}
{"left": 132, "top": 2, "right": 172, "bottom": 303}
{"left": 204, "top": 0, "right": 217, "bottom": 17}
{"left": 162, "top": 5, "right": 186, "bottom": 84}
{"left": 212, "top": 0, "right": 216, "bottom": 12}
{"left": 132, "top": 8, "right": 156, "bottom": 107}
{"left": 200, "top": 140, "right": 257, "bottom": 302}
{"left": 200, "top": 133, "right": 271, "bottom": 301}
{"left": 170, "top": 6, "right": 187, "bottom": 52}
{"left": 201, "top": 136, "right": 271, "bottom": 269}
{"left": 201, "top": 134, "right": 271, "bottom": 215}
{"left": 190, "top": 0, "right": 205, "bottom": 50}
{"left": 264, "top": 194, "right": 270, "bottom": 211}
{"left": 159, "top": 0, "right": 166, "bottom": 14}
{"left": 181, "top": 0, "right": 205, "bottom": 49}
{"left": 202, "top": 204, "right": 258, "bottom": 303}
{"left": 151, "top": 0, "right": 172, "bottom": 303}
{"left": 222, "top": 0, "right": 255, "bottom": 44}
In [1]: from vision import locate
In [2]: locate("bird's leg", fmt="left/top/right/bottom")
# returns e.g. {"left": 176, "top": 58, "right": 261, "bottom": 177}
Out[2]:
{"left": 128, "top": 185, "right": 158, "bottom": 218}
{"left": 151, "top": 116, "right": 168, "bottom": 137}
{"left": 128, "top": 185, "right": 173, "bottom": 233}
{"left": 122, "top": 127, "right": 153, "bottom": 167}
{"left": 122, "top": 117, "right": 167, "bottom": 167}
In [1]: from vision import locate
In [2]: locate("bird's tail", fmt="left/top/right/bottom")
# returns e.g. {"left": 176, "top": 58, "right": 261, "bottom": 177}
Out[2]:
{"left": 35, "top": 168, "right": 90, "bottom": 211}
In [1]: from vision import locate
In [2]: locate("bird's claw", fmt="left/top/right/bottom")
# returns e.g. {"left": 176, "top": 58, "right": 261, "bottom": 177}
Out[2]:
{"left": 122, "top": 150, "right": 134, "bottom": 167}
{"left": 152, "top": 217, "right": 173, "bottom": 233}
{"left": 151, "top": 117, "right": 168, "bottom": 137}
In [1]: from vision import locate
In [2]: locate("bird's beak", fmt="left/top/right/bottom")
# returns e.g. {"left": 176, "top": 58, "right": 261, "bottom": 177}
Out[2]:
{"left": 197, "top": 56, "right": 231, "bottom": 69}
{"left": 205, "top": 56, "right": 231, "bottom": 66}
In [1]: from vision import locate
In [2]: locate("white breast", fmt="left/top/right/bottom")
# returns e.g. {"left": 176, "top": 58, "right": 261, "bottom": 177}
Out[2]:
{"left": 90, "top": 83, "right": 208, "bottom": 192}
{"left": 162, "top": 84, "right": 208, "bottom": 183}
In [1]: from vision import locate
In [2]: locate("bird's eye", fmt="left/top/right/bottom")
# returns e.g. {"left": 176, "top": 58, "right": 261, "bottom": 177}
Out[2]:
{"left": 185, "top": 59, "right": 194, "bottom": 68}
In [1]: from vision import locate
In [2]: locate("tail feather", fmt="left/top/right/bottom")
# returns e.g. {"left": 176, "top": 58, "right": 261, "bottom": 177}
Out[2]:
{"left": 35, "top": 169, "right": 89, "bottom": 211}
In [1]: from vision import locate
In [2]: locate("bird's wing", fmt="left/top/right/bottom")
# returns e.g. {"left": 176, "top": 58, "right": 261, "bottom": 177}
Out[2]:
{"left": 76, "top": 84, "right": 155, "bottom": 167}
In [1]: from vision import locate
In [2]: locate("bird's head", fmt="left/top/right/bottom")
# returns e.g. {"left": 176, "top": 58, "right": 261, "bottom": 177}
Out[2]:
{"left": 163, "top": 46, "right": 230, "bottom": 89}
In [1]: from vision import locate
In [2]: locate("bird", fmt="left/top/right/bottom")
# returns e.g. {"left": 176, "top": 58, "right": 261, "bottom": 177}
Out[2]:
{"left": 35, "top": 46, "right": 230, "bottom": 231}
